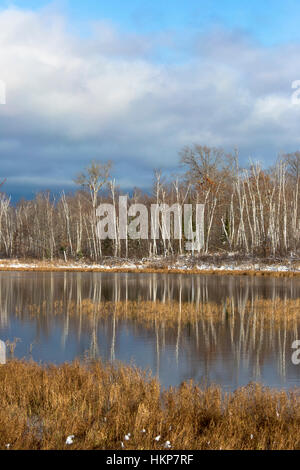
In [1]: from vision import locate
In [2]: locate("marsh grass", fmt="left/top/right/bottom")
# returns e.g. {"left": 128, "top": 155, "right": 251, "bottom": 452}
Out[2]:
{"left": 24, "top": 297, "right": 300, "bottom": 331}
{"left": 2, "top": 257, "right": 300, "bottom": 277}
{"left": 0, "top": 360, "right": 299, "bottom": 450}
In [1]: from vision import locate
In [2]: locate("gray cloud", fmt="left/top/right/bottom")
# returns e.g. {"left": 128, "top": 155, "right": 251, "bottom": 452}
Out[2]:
{"left": 1, "top": 7, "right": 300, "bottom": 200}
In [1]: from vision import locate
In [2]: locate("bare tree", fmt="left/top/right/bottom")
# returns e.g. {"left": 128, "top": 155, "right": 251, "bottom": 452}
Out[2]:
{"left": 74, "top": 160, "right": 112, "bottom": 209}
{"left": 74, "top": 160, "right": 112, "bottom": 260}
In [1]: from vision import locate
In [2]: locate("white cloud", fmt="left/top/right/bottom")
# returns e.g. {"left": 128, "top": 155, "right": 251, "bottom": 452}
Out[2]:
{"left": 1, "top": 7, "right": 300, "bottom": 197}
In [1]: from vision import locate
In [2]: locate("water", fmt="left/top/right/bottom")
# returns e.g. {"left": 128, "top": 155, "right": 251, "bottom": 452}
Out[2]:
{"left": 0, "top": 271, "right": 299, "bottom": 391}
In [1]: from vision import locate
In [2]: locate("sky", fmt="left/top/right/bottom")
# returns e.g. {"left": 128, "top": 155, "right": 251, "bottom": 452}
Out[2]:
{"left": 1, "top": 1, "right": 300, "bottom": 200}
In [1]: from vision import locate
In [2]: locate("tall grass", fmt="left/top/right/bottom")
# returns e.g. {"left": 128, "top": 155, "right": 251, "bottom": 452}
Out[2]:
{"left": 0, "top": 360, "right": 299, "bottom": 450}
{"left": 24, "top": 297, "right": 300, "bottom": 331}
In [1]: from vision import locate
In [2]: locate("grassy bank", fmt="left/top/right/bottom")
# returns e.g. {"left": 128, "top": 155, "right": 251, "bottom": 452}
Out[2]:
{"left": 25, "top": 298, "right": 300, "bottom": 332}
{"left": 0, "top": 360, "right": 299, "bottom": 450}
{"left": 2, "top": 256, "right": 300, "bottom": 277}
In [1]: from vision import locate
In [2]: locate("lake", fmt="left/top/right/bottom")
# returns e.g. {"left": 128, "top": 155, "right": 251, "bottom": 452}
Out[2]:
{"left": 0, "top": 271, "right": 299, "bottom": 391}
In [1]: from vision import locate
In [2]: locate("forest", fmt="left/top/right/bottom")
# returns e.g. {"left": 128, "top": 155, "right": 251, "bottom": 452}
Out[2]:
{"left": 1, "top": 145, "right": 300, "bottom": 261}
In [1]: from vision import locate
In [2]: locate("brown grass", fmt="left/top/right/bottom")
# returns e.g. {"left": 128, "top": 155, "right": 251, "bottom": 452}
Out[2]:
{"left": 0, "top": 360, "right": 299, "bottom": 450}
{"left": 1, "top": 257, "right": 300, "bottom": 277}
{"left": 1, "top": 266, "right": 300, "bottom": 277}
{"left": 23, "top": 297, "right": 300, "bottom": 331}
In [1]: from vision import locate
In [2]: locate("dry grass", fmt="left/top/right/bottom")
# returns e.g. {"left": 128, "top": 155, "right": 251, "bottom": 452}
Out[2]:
{"left": 0, "top": 360, "right": 299, "bottom": 450}
{"left": 24, "top": 297, "right": 300, "bottom": 331}
{"left": 1, "top": 257, "right": 300, "bottom": 277}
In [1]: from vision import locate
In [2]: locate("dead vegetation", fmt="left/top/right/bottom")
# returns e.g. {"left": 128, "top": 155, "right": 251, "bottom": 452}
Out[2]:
{"left": 23, "top": 297, "right": 300, "bottom": 332}
{"left": 0, "top": 360, "right": 299, "bottom": 450}
{"left": 2, "top": 259, "right": 300, "bottom": 278}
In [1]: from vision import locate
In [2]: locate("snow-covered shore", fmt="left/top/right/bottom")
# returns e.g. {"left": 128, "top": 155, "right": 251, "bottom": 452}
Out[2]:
{"left": 1, "top": 257, "right": 300, "bottom": 276}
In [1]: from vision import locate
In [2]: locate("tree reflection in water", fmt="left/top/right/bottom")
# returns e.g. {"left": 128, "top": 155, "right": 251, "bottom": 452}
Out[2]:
{"left": 0, "top": 271, "right": 299, "bottom": 390}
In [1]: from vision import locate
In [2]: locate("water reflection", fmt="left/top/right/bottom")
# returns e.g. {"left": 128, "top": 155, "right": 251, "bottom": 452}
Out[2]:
{"left": 0, "top": 271, "right": 299, "bottom": 391}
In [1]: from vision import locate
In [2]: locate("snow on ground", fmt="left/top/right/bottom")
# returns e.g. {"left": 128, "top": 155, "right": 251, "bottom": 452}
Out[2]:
{"left": 0, "top": 261, "right": 138, "bottom": 270}
{"left": 0, "top": 258, "right": 300, "bottom": 273}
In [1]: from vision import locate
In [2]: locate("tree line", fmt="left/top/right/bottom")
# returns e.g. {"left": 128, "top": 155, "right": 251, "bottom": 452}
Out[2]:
{"left": 1, "top": 146, "right": 300, "bottom": 261}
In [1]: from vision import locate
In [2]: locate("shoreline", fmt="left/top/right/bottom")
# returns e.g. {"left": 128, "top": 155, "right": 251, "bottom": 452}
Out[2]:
{"left": 1, "top": 259, "right": 300, "bottom": 277}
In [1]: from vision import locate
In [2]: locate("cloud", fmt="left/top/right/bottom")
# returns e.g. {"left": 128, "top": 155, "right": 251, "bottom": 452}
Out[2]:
{"left": 1, "top": 6, "right": 300, "bottom": 199}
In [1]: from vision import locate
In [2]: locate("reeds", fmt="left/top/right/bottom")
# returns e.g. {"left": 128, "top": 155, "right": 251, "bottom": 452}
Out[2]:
{"left": 2, "top": 258, "right": 300, "bottom": 277}
{"left": 0, "top": 360, "right": 299, "bottom": 450}
{"left": 23, "top": 297, "right": 300, "bottom": 331}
